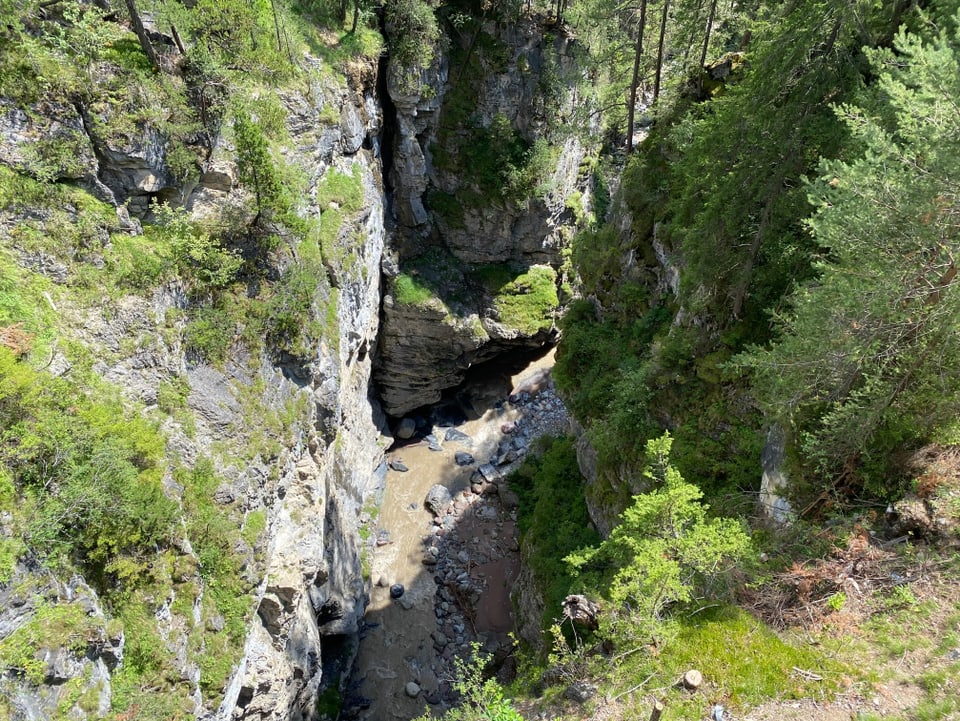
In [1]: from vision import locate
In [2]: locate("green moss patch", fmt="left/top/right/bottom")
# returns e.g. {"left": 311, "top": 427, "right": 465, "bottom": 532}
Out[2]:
{"left": 475, "top": 264, "right": 558, "bottom": 334}
{"left": 393, "top": 272, "right": 438, "bottom": 307}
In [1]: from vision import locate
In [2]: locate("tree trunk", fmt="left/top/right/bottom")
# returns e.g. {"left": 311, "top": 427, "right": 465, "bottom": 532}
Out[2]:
{"left": 696, "top": 0, "right": 717, "bottom": 91}
{"left": 653, "top": 0, "right": 671, "bottom": 102}
{"left": 124, "top": 0, "right": 160, "bottom": 71}
{"left": 626, "top": 0, "right": 647, "bottom": 153}
{"left": 269, "top": 0, "right": 282, "bottom": 51}
{"left": 680, "top": 0, "right": 704, "bottom": 70}
{"left": 170, "top": 22, "right": 186, "bottom": 54}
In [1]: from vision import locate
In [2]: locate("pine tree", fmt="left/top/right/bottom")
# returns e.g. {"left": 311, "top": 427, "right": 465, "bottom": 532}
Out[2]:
{"left": 738, "top": 5, "right": 960, "bottom": 486}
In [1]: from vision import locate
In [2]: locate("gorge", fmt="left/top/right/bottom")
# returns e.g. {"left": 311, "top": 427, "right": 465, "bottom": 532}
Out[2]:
{"left": 0, "top": 2, "right": 595, "bottom": 718}
{"left": 4, "top": 1, "right": 960, "bottom": 720}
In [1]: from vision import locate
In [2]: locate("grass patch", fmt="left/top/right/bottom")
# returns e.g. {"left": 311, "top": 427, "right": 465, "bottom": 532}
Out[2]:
{"left": 242, "top": 509, "right": 268, "bottom": 548}
{"left": 393, "top": 272, "right": 438, "bottom": 307}
{"left": 662, "top": 606, "right": 847, "bottom": 704}
{"left": 317, "top": 165, "right": 364, "bottom": 213}
{"left": 0, "top": 600, "right": 103, "bottom": 685}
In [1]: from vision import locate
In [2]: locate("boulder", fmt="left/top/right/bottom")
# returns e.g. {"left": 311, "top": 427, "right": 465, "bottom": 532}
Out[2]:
{"left": 425, "top": 485, "right": 452, "bottom": 515}
{"left": 561, "top": 594, "right": 600, "bottom": 630}
{"left": 444, "top": 427, "right": 473, "bottom": 445}
{"left": 564, "top": 682, "right": 597, "bottom": 703}
{"left": 396, "top": 417, "right": 417, "bottom": 439}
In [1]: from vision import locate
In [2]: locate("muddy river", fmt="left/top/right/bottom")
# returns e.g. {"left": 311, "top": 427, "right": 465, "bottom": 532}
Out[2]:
{"left": 351, "top": 351, "right": 564, "bottom": 720}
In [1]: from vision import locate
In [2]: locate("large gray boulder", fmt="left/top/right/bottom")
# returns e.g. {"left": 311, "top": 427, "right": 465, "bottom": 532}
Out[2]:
{"left": 425, "top": 484, "right": 452, "bottom": 516}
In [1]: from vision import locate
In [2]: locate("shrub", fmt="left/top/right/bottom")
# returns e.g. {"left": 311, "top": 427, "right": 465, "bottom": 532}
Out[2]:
{"left": 385, "top": 0, "right": 440, "bottom": 70}
{"left": 184, "top": 305, "right": 236, "bottom": 365}
{"left": 0, "top": 348, "right": 176, "bottom": 582}
{"left": 566, "top": 433, "right": 754, "bottom": 641}
{"left": 416, "top": 643, "right": 525, "bottom": 721}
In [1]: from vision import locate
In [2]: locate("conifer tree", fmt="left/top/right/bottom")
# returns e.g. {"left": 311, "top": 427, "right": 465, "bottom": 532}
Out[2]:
{"left": 738, "top": 6, "right": 960, "bottom": 483}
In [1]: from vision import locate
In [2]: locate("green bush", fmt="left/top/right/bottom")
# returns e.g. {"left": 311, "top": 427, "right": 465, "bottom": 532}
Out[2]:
{"left": 385, "top": 0, "right": 440, "bottom": 70}
{"left": 509, "top": 437, "right": 600, "bottom": 628}
{"left": 0, "top": 348, "right": 176, "bottom": 582}
{"left": 567, "top": 433, "right": 754, "bottom": 642}
{"left": 265, "top": 259, "right": 328, "bottom": 358}
{"left": 417, "top": 643, "right": 525, "bottom": 721}
{"left": 184, "top": 305, "right": 236, "bottom": 365}
{"left": 0, "top": 600, "right": 102, "bottom": 685}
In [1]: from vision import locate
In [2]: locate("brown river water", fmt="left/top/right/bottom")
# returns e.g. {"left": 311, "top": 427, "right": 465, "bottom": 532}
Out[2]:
{"left": 351, "top": 351, "right": 561, "bottom": 720}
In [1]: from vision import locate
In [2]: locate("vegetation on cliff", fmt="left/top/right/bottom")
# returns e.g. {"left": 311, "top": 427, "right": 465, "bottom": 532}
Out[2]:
{"left": 0, "top": 0, "right": 384, "bottom": 715}
{"left": 482, "top": 1, "right": 960, "bottom": 720}
{"left": 557, "top": 0, "right": 960, "bottom": 509}
{"left": 2, "top": 0, "right": 960, "bottom": 718}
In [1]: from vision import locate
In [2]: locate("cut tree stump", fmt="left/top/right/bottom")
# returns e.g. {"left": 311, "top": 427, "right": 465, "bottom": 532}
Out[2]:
{"left": 649, "top": 700, "right": 665, "bottom": 721}
{"left": 682, "top": 669, "right": 703, "bottom": 689}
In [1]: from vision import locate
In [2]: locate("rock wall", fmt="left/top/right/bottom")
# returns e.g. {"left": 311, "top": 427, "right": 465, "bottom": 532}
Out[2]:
{"left": 375, "top": 15, "right": 595, "bottom": 418}
{"left": 0, "top": 52, "right": 387, "bottom": 721}
{"left": 220, "top": 92, "right": 388, "bottom": 719}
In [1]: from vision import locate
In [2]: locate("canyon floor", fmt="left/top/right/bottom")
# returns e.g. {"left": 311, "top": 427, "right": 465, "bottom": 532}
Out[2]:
{"left": 352, "top": 351, "right": 566, "bottom": 721}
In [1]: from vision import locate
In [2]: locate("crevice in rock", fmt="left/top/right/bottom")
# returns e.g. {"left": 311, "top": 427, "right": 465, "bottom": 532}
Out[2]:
{"left": 375, "top": 33, "right": 398, "bottom": 193}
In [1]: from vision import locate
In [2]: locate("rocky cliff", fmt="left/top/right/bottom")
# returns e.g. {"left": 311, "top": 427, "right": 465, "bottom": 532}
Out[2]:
{"left": 375, "top": 11, "right": 597, "bottom": 417}
{"left": 0, "top": 15, "right": 387, "bottom": 717}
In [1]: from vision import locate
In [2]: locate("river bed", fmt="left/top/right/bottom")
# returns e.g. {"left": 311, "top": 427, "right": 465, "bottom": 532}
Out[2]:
{"left": 350, "top": 350, "right": 565, "bottom": 720}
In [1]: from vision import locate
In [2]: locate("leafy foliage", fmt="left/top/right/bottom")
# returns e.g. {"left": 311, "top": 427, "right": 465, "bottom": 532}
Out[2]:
{"left": 385, "top": 0, "right": 440, "bottom": 70}
{"left": 510, "top": 437, "right": 600, "bottom": 627}
{"left": 417, "top": 643, "right": 525, "bottom": 721}
{"left": 0, "top": 348, "right": 176, "bottom": 582}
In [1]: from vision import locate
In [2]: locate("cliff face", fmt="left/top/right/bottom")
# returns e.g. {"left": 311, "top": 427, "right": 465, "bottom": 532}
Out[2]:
{"left": 375, "top": 14, "right": 596, "bottom": 418}
{"left": 0, "top": 31, "right": 386, "bottom": 719}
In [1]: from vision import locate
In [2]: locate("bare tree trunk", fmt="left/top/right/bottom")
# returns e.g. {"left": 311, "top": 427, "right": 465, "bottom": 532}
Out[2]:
{"left": 170, "top": 22, "right": 186, "bottom": 54}
{"left": 269, "top": 0, "right": 282, "bottom": 51}
{"left": 697, "top": 0, "right": 718, "bottom": 91}
{"left": 124, "top": 0, "right": 160, "bottom": 70}
{"left": 653, "top": 0, "right": 671, "bottom": 102}
{"left": 626, "top": 0, "right": 647, "bottom": 153}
